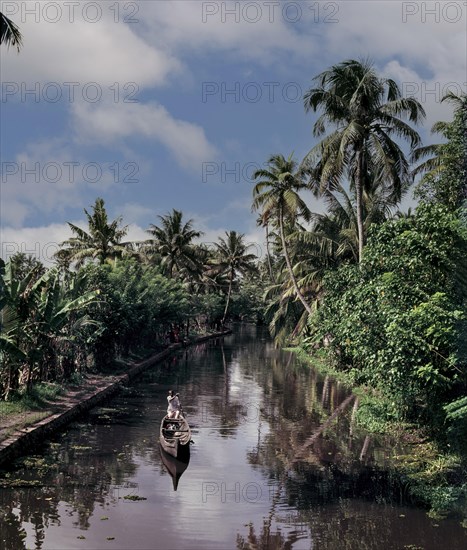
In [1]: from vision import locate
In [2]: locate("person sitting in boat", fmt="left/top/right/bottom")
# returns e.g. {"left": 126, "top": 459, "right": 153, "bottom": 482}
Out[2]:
{"left": 167, "top": 390, "right": 181, "bottom": 419}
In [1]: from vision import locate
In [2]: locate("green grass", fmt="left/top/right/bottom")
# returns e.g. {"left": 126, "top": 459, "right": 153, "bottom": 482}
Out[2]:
{"left": 0, "top": 400, "right": 29, "bottom": 416}
{"left": 20, "top": 382, "right": 64, "bottom": 408}
{"left": 286, "top": 346, "right": 357, "bottom": 389}
{"left": 0, "top": 382, "right": 64, "bottom": 418}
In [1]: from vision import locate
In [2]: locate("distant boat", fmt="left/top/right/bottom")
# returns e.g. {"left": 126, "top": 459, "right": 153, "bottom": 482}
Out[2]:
{"left": 160, "top": 444, "right": 190, "bottom": 491}
{"left": 159, "top": 415, "right": 191, "bottom": 459}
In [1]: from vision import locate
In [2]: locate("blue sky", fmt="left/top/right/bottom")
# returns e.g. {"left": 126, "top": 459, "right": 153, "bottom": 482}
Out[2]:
{"left": 1, "top": 0, "right": 466, "bottom": 264}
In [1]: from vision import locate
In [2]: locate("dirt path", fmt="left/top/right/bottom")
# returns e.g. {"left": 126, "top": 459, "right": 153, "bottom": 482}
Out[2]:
{"left": 0, "top": 374, "right": 118, "bottom": 444}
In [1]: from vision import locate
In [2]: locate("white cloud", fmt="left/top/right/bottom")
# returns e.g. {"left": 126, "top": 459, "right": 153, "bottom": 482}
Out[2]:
{"left": 72, "top": 101, "right": 218, "bottom": 170}
{"left": 1, "top": 0, "right": 465, "bottom": 237}
{"left": 142, "top": 0, "right": 308, "bottom": 63}
{"left": 0, "top": 223, "right": 72, "bottom": 265}
{"left": 125, "top": 224, "right": 149, "bottom": 246}
{"left": 0, "top": 2, "right": 181, "bottom": 88}
{"left": 383, "top": 60, "right": 466, "bottom": 131}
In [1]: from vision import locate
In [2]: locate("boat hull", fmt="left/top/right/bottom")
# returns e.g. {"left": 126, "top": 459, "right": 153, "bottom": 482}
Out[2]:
{"left": 160, "top": 415, "right": 191, "bottom": 459}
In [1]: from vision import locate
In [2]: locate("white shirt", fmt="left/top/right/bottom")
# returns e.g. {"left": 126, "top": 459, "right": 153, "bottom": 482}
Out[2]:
{"left": 167, "top": 395, "right": 180, "bottom": 412}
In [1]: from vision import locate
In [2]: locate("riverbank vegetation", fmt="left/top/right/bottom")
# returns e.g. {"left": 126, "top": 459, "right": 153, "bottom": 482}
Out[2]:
{"left": 1, "top": 58, "right": 465, "bottom": 517}
{"left": 0, "top": 203, "right": 264, "bottom": 402}
{"left": 251, "top": 60, "right": 466, "bottom": 518}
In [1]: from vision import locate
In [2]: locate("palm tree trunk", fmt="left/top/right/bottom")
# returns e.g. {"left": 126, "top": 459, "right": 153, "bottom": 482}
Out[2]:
{"left": 355, "top": 149, "right": 365, "bottom": 263}
{"left": 359, "top": 435, "right": 371, "bottom": 462}
{"left": 278, "top": 205, "right": 313, "bottom": 315}
{"left": 461, "top": 102, "right": 467, "bottom": 205}
{"left": 221, "top": 268, "right": 234, "bottom": 326}
{"left": 26, "top": 356, "right": 34, "bottom": 392}
{"left": 265, "top": 223, "right": 275, "bottom": 282}
{"left": 5, "top": 362, "right": 14, "bottom": 401}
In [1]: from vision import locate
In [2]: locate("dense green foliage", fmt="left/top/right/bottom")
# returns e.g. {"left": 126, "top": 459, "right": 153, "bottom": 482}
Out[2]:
{"left": 250, "top": 65, "right": 466, "bottom": 452}
{"left": 1, "top": 202, "right": 264, "bottom": 399}
{"left": 79, "top": 260, "right": 191, "bottom": 369}
{"left": 247, "top": 63, "right": 466, "bottom": 516}
{"left": 1, "top": 56, "right": 465, "bottom": 515}
{"left": 307, "top": 203, "right": 466, "bottom": 431}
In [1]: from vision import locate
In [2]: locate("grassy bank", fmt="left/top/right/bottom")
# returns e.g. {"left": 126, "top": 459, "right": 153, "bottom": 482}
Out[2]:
{"left": 289, "top": 346, "right": 467, "bottom": 523}
{"left": 0, "top": 376, "right": 109, "bottom": 445}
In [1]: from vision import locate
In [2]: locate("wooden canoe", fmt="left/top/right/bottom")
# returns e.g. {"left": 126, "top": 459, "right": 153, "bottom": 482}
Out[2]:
{"left": 159, "top": 415, "right": 191, "bottom": 459}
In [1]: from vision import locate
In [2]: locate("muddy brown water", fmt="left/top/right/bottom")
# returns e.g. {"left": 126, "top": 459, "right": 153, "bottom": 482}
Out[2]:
{"left": 0, "top": 325, "right": 465, "bottom": 549}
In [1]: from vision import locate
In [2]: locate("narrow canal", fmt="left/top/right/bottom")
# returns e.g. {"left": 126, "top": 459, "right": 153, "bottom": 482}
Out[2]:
{"left": 0, "top": 325, "right": 465, "bottom": 549}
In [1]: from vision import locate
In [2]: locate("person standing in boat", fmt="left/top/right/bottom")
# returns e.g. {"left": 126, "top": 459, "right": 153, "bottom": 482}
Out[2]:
{"left": 167, "top": 390, "right": 181, "bottom": 419}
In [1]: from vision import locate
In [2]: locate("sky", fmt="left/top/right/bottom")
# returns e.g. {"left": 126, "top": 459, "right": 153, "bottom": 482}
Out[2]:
{"left": 1, "top": 0, "right": 466, "bottom": 265}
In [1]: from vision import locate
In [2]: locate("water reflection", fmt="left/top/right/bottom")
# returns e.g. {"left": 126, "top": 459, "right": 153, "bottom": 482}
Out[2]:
{"left": 159, "top": 445, "right": 190, "bottom": 491}
{"left": 0, "top": 325, "right": 465, "bottom": 549}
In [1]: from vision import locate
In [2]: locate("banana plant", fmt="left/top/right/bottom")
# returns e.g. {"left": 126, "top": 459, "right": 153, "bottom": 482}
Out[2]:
{"left": 0, "top": 259, "right": 100, "bottom": 398}
{"left": 25, "top": 269, "right": 100, "bottom": 388}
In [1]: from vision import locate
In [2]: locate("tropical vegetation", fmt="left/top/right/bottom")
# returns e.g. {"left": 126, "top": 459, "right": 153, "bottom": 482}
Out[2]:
{"left": 0, "top": 198, "right": 263, "bottom": 399}
{"left": 248, "top": 61, "right": 466, "bottom": 516}
{"left": 1, "top": 56, "right": 465, "bottom": 517}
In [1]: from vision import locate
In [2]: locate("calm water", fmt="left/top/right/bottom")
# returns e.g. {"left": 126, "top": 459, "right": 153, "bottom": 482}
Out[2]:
{"left": 0, "top": 325, "right": 465, "bottom": 549}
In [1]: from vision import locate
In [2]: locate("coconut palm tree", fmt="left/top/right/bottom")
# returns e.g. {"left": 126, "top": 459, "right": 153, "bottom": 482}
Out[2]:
{"left": 263, "top": 270, "right": 310, "bottom": 347}
{"left": 252, "top": 153, "right": 314, "bottom": 315}
{"left": 55, "top": 198, "right": 130, "bottom": 267}
{"left": 256, "top": 214, "right": 276, "bottom": 283}
{"left": 145, "top": 209, "right": 203, "bottom": 280}
{"left": 0, "top": 12, "right": 22, "bottom": 51}
{"left": 300, "top": 166, "right": 407, "bottom": 269}
{"left": 210, "top": 231, "right": 257, "bottom": 325}
{"left": 413, "top": 92, "right": 466, "bottom": 212}
{"left": 411, "top": 121, "right": 451, "bottom": 179}
{"left": 412, "top": 92, "right": 467, "bottom": 178}
{"left": 303, "top": 58, "right": 425, "bottom": 262}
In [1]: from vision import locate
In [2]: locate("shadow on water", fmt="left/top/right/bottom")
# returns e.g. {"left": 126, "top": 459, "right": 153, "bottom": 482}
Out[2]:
{"left": 0, "top": 324, "right": 465, "bottom": 549}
